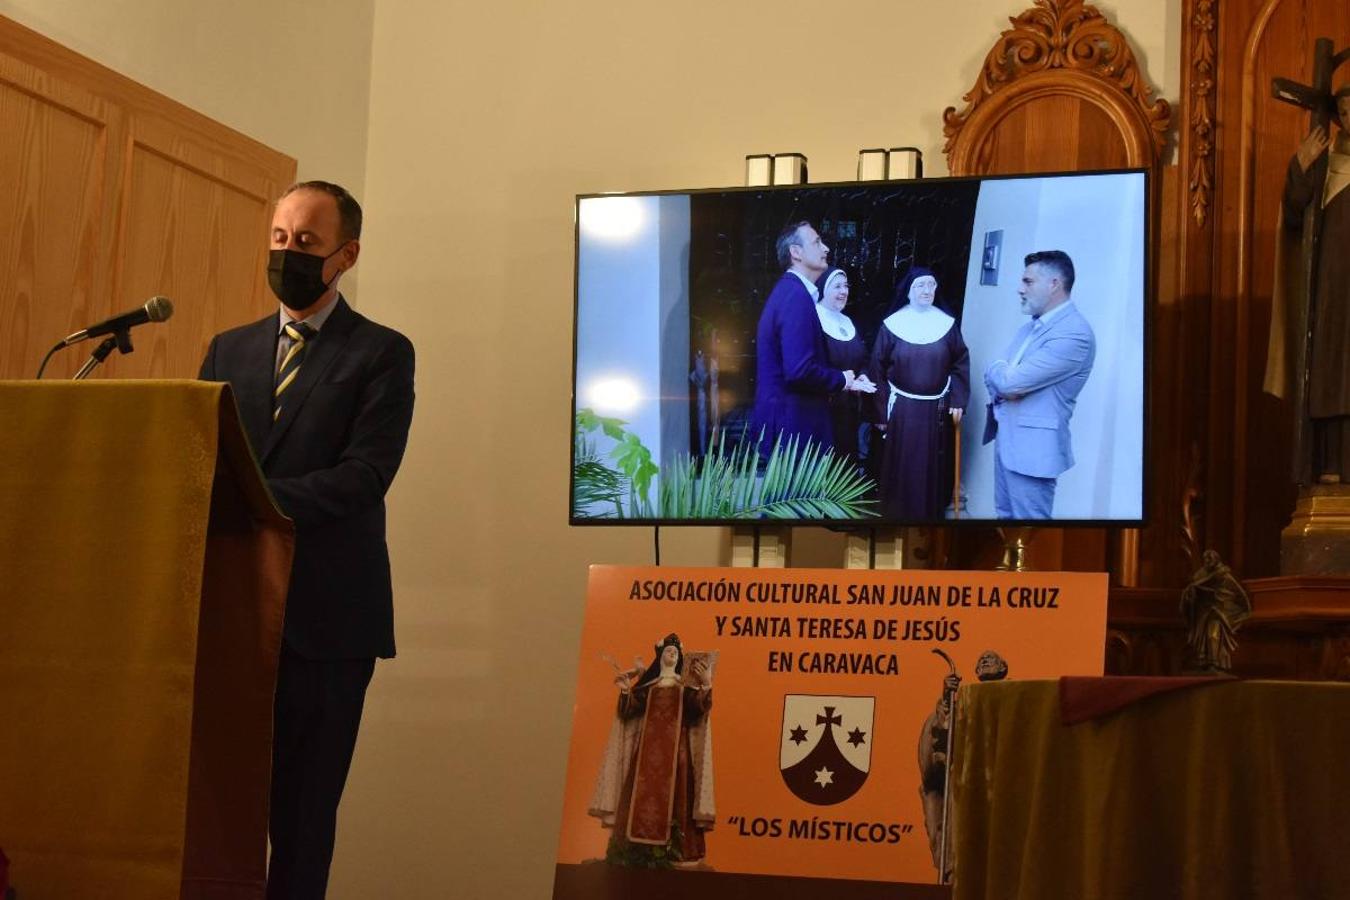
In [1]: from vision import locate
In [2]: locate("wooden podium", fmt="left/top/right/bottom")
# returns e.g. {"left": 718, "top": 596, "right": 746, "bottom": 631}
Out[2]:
{"left": 0, "top": 381, "right": 294, "bottom": 900}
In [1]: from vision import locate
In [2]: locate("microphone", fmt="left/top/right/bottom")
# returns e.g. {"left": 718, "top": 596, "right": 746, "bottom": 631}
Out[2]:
{"left": 63, "top": 296, "right": 174, "bottom": 346}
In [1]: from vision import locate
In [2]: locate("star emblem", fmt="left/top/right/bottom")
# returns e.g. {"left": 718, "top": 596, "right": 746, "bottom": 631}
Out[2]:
{"left": 847, "top": 727, "right": 867, "bottom": 747}
{"left": 789, "top": 725, "right": 809, "bottom": 745}
{"left": 814, "top": 767, "right": 834, "bottom": 788}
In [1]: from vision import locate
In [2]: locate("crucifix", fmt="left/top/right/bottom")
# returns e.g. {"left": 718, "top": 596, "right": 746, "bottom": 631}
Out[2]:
{"left": 1272, "top": 39, "right": 1350, "bottom": 132}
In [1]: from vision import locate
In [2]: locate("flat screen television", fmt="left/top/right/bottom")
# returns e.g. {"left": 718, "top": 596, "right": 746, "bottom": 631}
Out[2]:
{"left": 571, "top": 168, "right": 1148, "bottom": 527}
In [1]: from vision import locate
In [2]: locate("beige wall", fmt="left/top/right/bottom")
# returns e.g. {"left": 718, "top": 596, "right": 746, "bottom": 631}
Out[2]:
{"left": 346, "top": 1, "right": 1179, "bottom": 897}
{"left": 0, "top": 0, "right": 375, "bottom": 300}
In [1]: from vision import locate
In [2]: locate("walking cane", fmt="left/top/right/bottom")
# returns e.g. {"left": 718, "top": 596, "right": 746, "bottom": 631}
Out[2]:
{"left": 952, "top": 417, "right": 962, "bottom": 519}
{"left": 933, "top": 648, "right": 960, "bottom": 883}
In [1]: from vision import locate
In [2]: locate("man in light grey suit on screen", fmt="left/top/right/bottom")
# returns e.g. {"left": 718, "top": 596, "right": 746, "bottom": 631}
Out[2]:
{"left": 982, "top": 250, "right": 1096, "bottom": 519}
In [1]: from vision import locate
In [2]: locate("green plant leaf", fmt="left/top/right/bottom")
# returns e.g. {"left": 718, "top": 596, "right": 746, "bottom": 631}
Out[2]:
{"left": 658, "top": 428, "right": 878, "bottom": 520}
{"left": 575, "top": 407, "right": 629, "bottom": 440}
{"left": 572, "top": 459, "right": 627, "bottom": 518}
{"left": 575, "top": 408, "right": 662, "bottom": 517}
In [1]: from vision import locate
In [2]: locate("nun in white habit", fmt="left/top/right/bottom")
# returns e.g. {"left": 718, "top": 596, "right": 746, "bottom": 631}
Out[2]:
{"left": 814, "top": 265, "right": 871, "bottom": 465}
{"left": 868, "top": 266, "right": 970, "bottom": 520}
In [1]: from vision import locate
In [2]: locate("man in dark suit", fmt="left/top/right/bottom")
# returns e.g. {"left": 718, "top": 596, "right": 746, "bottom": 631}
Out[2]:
{"left": 750, "top": 221, "right": 874, "bottom": 457}
{"left": 199, "top": 181, "right": 415, "bottom": 900}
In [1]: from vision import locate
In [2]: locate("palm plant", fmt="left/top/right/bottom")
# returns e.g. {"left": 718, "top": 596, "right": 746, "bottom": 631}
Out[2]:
{"left": 659, "top": 429, "right": 878, "bottom": 520}
{"left": 573, "top": 450, "right": 628, "bottom": 518}
{"left": 573, "top": 409, "right": 879, "bottom": 521}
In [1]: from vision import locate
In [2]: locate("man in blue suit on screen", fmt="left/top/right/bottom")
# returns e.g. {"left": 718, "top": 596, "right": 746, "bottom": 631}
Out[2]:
{"left": 982, "top": 250, "right": 1096, "bottom": 519}
{"left": 750, "top": 221, "right": 874, "bottom": 458}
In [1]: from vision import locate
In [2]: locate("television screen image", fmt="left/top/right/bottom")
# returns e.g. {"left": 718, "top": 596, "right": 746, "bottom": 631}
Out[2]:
{"left": 571, "top": 169, "right": 1147, "bottom": 526}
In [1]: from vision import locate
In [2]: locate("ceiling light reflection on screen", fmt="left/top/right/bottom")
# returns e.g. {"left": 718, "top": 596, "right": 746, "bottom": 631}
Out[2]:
{"left": 585, "top": 377, "right": 640, "bottom": 414}
{"left": 579, "top": 196, "right": 644, "bottom": 241}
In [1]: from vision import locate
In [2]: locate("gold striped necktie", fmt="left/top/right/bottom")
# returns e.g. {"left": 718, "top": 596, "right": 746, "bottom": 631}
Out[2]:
{"left": 274, "top": 321, "right": 316, "bottom": 421}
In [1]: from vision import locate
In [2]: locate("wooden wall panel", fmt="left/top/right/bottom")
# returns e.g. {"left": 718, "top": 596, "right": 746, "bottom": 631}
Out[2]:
{"left": 0, "top": 15, "right": 294, "bottom": 382}
{"left": 968, "top": 97, "right": 1135, "bottom": 175}
{"left": 0, "top": 52, "right": 115, "bottom": 380}
{"left": 1138, "top": 163, "right": 1187, "bottom": 588}
{"left": 103, "top": 139, "right": 274, "bottom": 379}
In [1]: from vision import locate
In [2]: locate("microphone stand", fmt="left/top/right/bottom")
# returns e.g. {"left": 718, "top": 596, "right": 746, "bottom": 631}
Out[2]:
{"left": 72, "top": 329, "right": 133, "bottom": 381}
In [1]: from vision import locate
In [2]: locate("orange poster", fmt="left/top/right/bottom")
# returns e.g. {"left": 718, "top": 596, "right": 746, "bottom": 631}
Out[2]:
{"left": 553, "top": 565, "right": 1108, "bottom": 897}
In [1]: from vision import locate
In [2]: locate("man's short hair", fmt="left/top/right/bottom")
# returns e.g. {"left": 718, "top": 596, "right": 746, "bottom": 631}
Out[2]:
{"left": 281, "top": 180, "right": 363, "bottom": 242}
{"left": 1025, "top": 250, "right": 1075, "bottom": 294}
{"left": 775, "top": 221, "right": 813, "bottom": 269}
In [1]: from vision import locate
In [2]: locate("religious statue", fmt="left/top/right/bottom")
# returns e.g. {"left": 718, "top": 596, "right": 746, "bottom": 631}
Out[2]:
{"left": 1268, "top": 42, "right": 1350, "bottom": 487}
{"left": 1180, "top": 550, "right": 1252, "bottom": 674}
{"left": 690, "top": 350, "right": 711, "bottom": 453}
{"left": 689, "top": 331, "right": 722, "bottom": 458}
{"left": 587, "top": 634, "right": 716, "bottom": 868}
{"left": 917, "top": 649, "right": 1008, "bottom": 882}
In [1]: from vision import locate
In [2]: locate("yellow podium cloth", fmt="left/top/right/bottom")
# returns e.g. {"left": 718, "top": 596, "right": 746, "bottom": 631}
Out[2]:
{"left": 0, "top": 381, "right": 291, "bottom": 900}
{"left": 950, "top": 679, "right": 1350, "bottom": 900}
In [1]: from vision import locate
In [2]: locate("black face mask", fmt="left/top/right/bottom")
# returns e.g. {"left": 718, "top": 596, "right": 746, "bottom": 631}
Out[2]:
{"left": 267, "top": 244, "right": 346, "bottom": 310}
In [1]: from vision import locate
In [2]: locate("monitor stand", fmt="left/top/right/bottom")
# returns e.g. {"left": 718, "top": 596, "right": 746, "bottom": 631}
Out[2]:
{"left": 996, "top": 528, "right": 1034, "bottom": 571}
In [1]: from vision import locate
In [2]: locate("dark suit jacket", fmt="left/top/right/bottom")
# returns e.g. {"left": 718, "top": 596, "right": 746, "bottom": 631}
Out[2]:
{"left": 199, "top": 296, "right": 415, "bottom": 659}
{"left": 750, "top": 273, "right": 845, "bottom": 453}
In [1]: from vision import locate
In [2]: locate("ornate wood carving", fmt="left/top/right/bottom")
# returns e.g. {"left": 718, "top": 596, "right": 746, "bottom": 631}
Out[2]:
{"left": 1188, "top": 0, "right": 1217, "bottom": 225}
{"left": 942, "top": 0, "right": 1171, "bottom": 170}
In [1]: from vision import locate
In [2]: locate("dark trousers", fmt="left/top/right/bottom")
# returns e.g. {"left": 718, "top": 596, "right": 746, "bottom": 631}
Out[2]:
{"left": 266, "top": 644, "right": 376, "bottom": 900}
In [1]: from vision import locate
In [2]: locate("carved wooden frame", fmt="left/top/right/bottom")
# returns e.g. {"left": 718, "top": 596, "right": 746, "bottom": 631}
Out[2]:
{"left": 943, "top": 0, "right": 1171, "bottom": 174}
{"left": 1187, "top": 0, "right": 1217, "bottom": 226}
